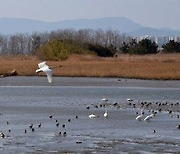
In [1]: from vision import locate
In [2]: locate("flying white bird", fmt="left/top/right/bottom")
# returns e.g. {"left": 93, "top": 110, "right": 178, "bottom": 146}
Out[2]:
{"left": 36, "top": 61, "right": 52, "bottom": 83}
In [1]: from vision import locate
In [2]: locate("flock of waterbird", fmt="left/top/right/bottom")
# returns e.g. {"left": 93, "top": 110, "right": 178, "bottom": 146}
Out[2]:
{"left": 0, "top": 97, "right": 179, "bottom": 140}
{"left": 0, "top": 112, "right": 79, "bottom": 139}
{"left": 0, "top": 62, "right": 59, "bottom": 139}
{"left": 36, "top": 61, "right": 180, "bottom": 130}
{"left": 87, "top": 97, "right": 180, "bottom": 132}
{"left": 135, "top": 109, "right": 156, "bottom": 122}
{"left": 0, "top": 61, "right": 179, "bottom": 140}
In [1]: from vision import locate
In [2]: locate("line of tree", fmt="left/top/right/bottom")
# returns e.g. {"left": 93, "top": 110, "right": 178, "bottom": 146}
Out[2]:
{"left": 162, "top": 40, "right": 180, "bottom": 53}
{"left": 119, "top": 38, "right": 180, "bottom": 55}
{"left": 0, "top": 28, "right": 180, "bottom": 59}
{"left": 119, "top": 38, "right": 158, "bottom": 54}
{"left": 0, "top": 29, "right": 132, "bottom": 56}
{"left": 36, "top": 39, "right": 115, "bottom": 60}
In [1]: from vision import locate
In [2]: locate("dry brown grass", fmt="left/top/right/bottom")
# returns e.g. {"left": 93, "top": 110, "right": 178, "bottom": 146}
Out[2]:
{"left": 1, "top": 53, "right": 180, "bottom": 80}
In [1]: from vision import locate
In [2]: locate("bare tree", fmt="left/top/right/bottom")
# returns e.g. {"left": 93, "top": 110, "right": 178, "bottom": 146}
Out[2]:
{"left": 0, "top": 28, "right": 132, "bottom": 55}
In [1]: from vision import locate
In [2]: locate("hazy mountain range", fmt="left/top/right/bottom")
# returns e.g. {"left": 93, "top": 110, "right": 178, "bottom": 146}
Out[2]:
{"left": 0, "top": 17, "right": 180, "bottom": 36}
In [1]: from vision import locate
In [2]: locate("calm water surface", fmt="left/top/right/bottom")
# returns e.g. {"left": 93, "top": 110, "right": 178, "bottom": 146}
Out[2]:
{"left": 0, "top": 77, "right": 179, "bottom": 153}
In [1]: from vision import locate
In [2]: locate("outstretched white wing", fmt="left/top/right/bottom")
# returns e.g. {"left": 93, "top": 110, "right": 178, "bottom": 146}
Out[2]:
{"left": 43, "top": 67, "right": 52, "bottom": 83}
{"left": 38, "top": 61, "right": 47, "bottom": 69}
{"left": 36, "top": 62, "right": 53, "bottom": 83}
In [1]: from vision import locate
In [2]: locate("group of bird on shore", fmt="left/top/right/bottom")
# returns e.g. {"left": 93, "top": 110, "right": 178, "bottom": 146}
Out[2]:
{"left": 34, "top": 61, "right": 180, "bottom": 131}
{"left": 135, "top": 109, "right": 156, "bottom": 122}
{"left": 87, "top": 97, "right": 180, "bottom": 131}
{"left": 0, "top": 61, "right": 179, "bottom": 140}
{"left": 0, "top": 112, "right": 80, "bottom": 139}
{"left": 0, "top": 62, "right": 63, "bottom": 138}
{"left": 0, "top": 97, "right": 179, "bottom": 140}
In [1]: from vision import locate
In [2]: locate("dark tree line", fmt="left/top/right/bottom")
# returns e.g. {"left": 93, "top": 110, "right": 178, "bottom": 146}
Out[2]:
{"left": 119, "top": 38, "right": 180, "bottom": 55}
{"left": 119, "top": 38, "right": 158, "bottom": 54}
{"left": 0, "top": 29, "right": 132, "bottom": 56}
{"left": 1, "top": 29, "right": 179, "bottom": 57}
{"left": 162, "top": 40, "right": 180, "bottom": 53}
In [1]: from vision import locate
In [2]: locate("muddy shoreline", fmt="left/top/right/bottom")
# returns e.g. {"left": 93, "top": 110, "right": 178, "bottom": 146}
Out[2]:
{"left": 1, "top": 76, "right": 180, "bottom": 88}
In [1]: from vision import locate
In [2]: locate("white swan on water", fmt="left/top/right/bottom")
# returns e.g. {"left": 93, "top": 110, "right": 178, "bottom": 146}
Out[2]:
{"left": 104, "top": 109, "right": 108, "bottom": 118}
{"left": 144, "top": 113, "right": 155, "bottom": 122}
{"left": 36, "top": 61, "right": 52, "bottom": 83}
{"left": 135, "top": 109, "right": 144, "bottom": 121}
{"left": 136, "top": 114, "right": 143, "bottom": 121}
{"left": 89, "top": 114, "right": 99, "bottom": 118}
{"left": 127, "top": 98, "right": 133, "bottom": 102}
{"left": 102, "top": 98, "right": 108, "bottom": 102}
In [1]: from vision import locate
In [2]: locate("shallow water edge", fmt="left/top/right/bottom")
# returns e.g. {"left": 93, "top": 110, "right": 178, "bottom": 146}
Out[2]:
{"left": 1, "top": 76, "right": 180, "bottom": 88}
{"left": 0, "top": 77, "right": 179, "bottom": 153}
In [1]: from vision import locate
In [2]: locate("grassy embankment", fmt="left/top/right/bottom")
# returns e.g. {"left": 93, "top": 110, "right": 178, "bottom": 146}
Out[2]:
{"left": 0, "top": 53, "right": 180, "bottom": 80}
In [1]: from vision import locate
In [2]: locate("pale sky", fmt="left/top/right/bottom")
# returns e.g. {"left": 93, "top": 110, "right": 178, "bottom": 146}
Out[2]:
{"left": 0, "top": 0, "right": 180, "bottom": 30}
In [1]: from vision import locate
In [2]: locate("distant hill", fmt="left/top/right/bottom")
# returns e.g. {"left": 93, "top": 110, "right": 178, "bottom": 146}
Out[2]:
{"left": 0, "top": 17, "right": 180, "bottom": 36}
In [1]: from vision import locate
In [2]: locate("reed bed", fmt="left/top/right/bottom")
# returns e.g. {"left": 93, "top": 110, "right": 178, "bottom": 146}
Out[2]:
{"left": 0, "top": 53, "right": 180, "bottom": 80}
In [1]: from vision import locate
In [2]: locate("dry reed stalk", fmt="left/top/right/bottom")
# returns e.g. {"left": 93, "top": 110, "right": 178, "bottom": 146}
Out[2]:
{"left": 0, "top": 54, "right": 180, "bottom": 80}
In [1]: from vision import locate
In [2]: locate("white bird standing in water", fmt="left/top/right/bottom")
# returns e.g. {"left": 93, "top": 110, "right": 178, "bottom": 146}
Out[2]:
{"left": 102, "top": 98, "right": 108, "bottom": 102}
{"left": 89, "top": 114, "right": 99, "bottom": 118}
{"left": 136, "top": 114, "right": 143, "bottom": 121}
{"left": 135, "top": 109, "right": 144, "bottom": 121}
{"left": 36, "top": 62, "right": 52, "bottom": 83}
{"left": 104, "top": 109, "right": 108, "bottom": 118}
{"left": 144, "top": 113, "right": 155, "bottom": 122}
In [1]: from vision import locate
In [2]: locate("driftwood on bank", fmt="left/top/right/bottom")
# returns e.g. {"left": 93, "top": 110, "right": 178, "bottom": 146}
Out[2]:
{"left": 0, "top": 69, "right": 19, "bottom": 78}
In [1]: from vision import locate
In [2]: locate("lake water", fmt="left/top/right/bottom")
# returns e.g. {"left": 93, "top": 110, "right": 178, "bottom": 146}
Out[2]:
{"left": 0, "top": 77, "right": 179, "bottom": 153}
